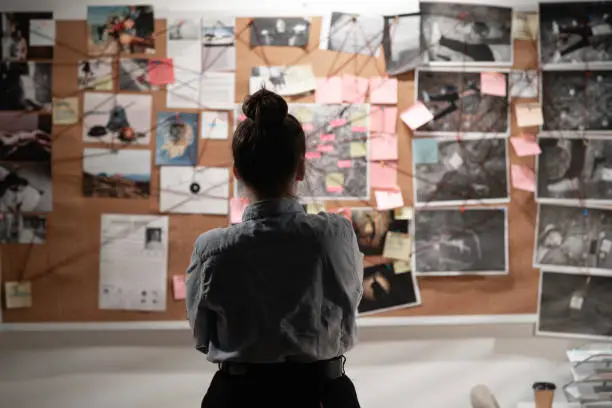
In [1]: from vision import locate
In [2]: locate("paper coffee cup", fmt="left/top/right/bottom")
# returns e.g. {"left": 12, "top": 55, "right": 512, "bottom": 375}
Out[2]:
{"left": 532, "top": 382, "right": 555, "bottom": 408}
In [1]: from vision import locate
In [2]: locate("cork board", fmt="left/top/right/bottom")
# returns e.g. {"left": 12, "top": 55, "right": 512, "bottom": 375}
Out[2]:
{"left": 0, "top": 17, "right": 539, "bottom": 323}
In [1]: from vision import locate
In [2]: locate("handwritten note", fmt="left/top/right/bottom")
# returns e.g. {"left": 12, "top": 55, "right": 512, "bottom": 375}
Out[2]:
{"left": 375, "top": 189, "right": 404, "bottom": 210}
{"left": 400, "top": 102, "right": 434, "bottom": 130}
{"left": 315, "top": 77, "right": 343, "bottom": 103}
{"left": 342, "top": 75, "right": 369, "bottom": 103}
{"left": 306, "top": 202, "right": 326, "bottom": 214}
{"left": 370, "top": 133, "right": 398, "bottom": 161}
{"left": 5, "top": 281, "right": 32, "bottom": 309}
{"left": 515, "top": 103, "right": 543, "bottom": 127}
{"left": 370, "top": 106, "right": 397, "bottom": 134}
{"left": 172, "top": 275, "right": 186, "bottom": 300}
{"left": 412, "top": 138, "right": 439, "bottom": 164}
{"left": 480, "top": 72, "right": 507, "bottom": 97}
{"left": 383, "top": 231, "right": 412, "bottom": 262}
{"left": 510, "top": 134, "right": 541, "bottom": 157}
{"left": 52, "top": 97, "right": 79, "bottom": 125}
{"left": 230, "top": 197, "right": 249, "bottom": 224}
{"left": 148, "top": 58, "right": 175, "bottom": 85}
{"left": 393, "top": 260, "right": 411, "bottom": 274}
{"left": 369, "top": 77, "right": 398, "bottom": 104}
{"left": 511, "top": 164, "right": 535, "bottom": 192}
{"left": 371, "top": 161, "right": 398, "bottom": 189}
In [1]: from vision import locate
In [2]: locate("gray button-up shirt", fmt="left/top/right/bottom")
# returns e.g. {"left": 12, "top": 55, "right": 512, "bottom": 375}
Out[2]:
{"left": 186, "top": 198, "right": 363, "bottom": 363}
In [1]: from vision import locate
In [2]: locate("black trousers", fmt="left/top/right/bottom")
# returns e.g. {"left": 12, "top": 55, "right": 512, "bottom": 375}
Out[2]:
{"left": 202, "top": 362, "right": 361, "bottom": 408}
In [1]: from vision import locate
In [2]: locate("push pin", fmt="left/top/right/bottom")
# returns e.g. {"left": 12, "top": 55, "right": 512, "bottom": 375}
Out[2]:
{"left": 189, "top": 182, "right": 201, "bottom": 194}
{"left": 458, "top": 11, "right": 468, "bottom": 20}
{"left": 583, "top": 208, "right": 588, "bottom": 216}
{"left": 351, "top": 15, "right": 358, "bottom": 22}
{"left": 460, "top": 205, "right": 465, "bottom": 213}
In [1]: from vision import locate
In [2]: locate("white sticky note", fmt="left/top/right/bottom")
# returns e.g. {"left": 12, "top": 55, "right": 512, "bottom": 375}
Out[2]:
{"left": 601, "top": 239, "right": 611, "bottom": 253}
{"left": 570, "top": 295, "right": 584, "bottom": 310}
{"left": 5, "top": 281, "right": 32, "bottom": 309}
{"left": 447, "top": 152, "right": 464, "bottom": 169}
{"left": 29, "top": 19, "right": 56, "bottom": 46}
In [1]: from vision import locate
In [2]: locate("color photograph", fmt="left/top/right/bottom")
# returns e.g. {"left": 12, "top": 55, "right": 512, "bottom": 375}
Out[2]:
{"left": 351, "top": 208, "right": 410, "bottom": 256}
{"left": 0, "top": 213, "right": 46, "bottom": 244}
{"left": 0, "top": 61, "right": 52, "bottom": 112}
{"left": 0, "top": 112, "right": 51, "bottom": 162}
{"left": 119, "top": 58, "right": 159, "bottom": 92}
{"left": 202, "top": 18, "right": 235, "bottom": 72}
{"left": 0, "top": 161, "right": 52, "bottom": 212}
{"left": 87, "top": 5, "right": 155, "bottom": 56}
{"left": 78, "top": 58, "right": 113, "bottom": 91}
{"left": 382, "top": 13, "right": 421, "bottom": 75}
{"left": 155, "top": 112, "right": 198, "bottom": 166}
{"left": 83, "top": 147, "right": 151, "bottom": 198}
{"left": 250, "top": 18, "right": 310, "bottom": 47}
{"left": 358, "top": 263, "right": 421, "bottom": 315}
{"left": 0, "top": 12, "right": 55, "bottom": 61}
{"left": 320, "top": 12, "right": 384, "bottom": 56}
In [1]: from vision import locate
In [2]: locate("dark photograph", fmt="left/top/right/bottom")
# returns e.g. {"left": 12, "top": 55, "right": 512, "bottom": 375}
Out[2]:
{"left": 0, "top": 213, "right": 46, "bottom": 244}
{"left": 358, "top": 263, "right": 421, "bottom": 315}
{"left": 0, "top": 12, "right": 54, "bottom": 61}
{"left": 413, "top": 137, "right": 509, "bottom": 206}
{"left": 539, "top": 2, "right": 612, "bottom": 67}
{"left": 0, "top": 61, "right": 52, "bottom": 112}
{"left": 351, "top": 207, "right": 409, "bottom": 256}
{"left": 87, "top": 5, "right": 155, "bottom": 55}
{"left": 420, "top": 2, "right": 513, "bottom": 65}
{"left": 537, "top": 137, "right": 612, "bottom": 203}
{"left": 541, "top": 70, "right": 612, "bottom": 135}
{"left": 414, "top": 207, "right": 508, "bottom": 275}
{"left": 415, "top": 68, "right": 509, "bottom": 136}
{"left": 144, "top": 227, "right": 163, "bottom": 250}
{"left": 535, "top": 204, "right": 612, "bottom": 274}
{"left": 250, "top": 18, "right": 310, "bottom": 47}
{"left": 320, "top": 12, "right": 384, "bottom": 56}
{"left": 0, "top": 113, "right": 51, "bottom": 162}
{"left": 382, "top": 14, "right": 421, "bottom": 75}
{"left": 538, "top": 270, "right": 612, "bottom": 340}
{"left": 0, "top": 161, "right": 52, "bottom": 212}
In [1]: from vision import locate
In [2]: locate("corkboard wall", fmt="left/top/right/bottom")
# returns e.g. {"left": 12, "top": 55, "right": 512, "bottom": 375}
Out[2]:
{"left": 1, "top": 17, "right": 540, "bottom": 323}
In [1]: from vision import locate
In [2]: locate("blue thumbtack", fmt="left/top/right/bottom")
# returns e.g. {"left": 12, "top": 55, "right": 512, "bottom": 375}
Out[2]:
{"left": 584, "top": 209, "right": 588, "bottom": 216}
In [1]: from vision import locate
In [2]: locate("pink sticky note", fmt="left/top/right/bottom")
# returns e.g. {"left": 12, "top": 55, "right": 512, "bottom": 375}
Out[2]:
{"left": 375, "top": 189, "right": 404, "bottom": 210}
{"left": 400, "top": 102, "right": 434, "bottom": 130}
{"left": 172, "top": 275, "right": 186, "bottom": 300}
{"left": 481, "top": 72, "right": 507, "bottom": 97}
{"left": 370, "top": 133, "right": 398, "bottom": 161}
{"left": 238, "top": 114, "right": 246, "bottom": 121}
{"left": 370, "top": 106, "right": 398, "bottom": 134}
{"left": 320, "top": 133, "right": 335, "bottom": 142}
{"left": 330, "top": 118, "right": 347, "bottom": 128}
{"left": 148, "top": 58, "right": 175, "bottom": 85}
{"left": 327, "top": 185, "right": 343, "bottom": 193}
{"left": 315, "top": 77, "right": 343, "bottom": 104}
{"left": 369, "top": 77, "right": 398, "bottom": 104}
{"left": 306, "top": 151, "right": 321, "bottom": 160}
{"left": 317, "top": 144, "right": 334, "bottom": 153}
{"left": 230, "top": 197, "right": 248, "bottom": 224}
{"left": 337, "top": 160, "right": 352, "bottom": 168}
{"left": 302, "top": 123, "right": 314, "bottom": 131}
{"left": 510, "top": 134, "right": 541, "bottom": 157}
{"left": 351, "top": 126, "right": 368, "bottom": 132}
{"left": 336, "top": 208, "right": 352, "bottom": 221}
{"left": 371, "top": 161, "right": 398, "bottom": 189}
{"left": 511, "top": 164, "right": 535, "bottom": 192}
{"left": 342, "top": 75, "right": 369, "bottom": 103}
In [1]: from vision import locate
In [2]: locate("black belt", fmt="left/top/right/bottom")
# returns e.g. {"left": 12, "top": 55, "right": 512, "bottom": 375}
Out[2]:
{"left": 219, "top": 355, "right": 345, "bottom": 379}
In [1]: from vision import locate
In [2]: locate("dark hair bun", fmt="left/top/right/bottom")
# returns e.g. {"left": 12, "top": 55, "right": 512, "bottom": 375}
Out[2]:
{"left": 242, "top": 88, "right": 288, "bottom": 128}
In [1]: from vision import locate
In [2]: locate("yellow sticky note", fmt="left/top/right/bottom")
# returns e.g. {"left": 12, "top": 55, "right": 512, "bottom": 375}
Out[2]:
{"left": 306, "top": 202, "right": 326, "bottom": 214}
{"left": 515, "top": 103, "right": 543, "bottom": 127}
{"left": 382, "top": 231, "right": 411, "bottom": 262}
{"left": 326, "top": 173, "right": 344, "bottom": 189}
{"left": 52, "top": 97, "right": 79, "bottom": 125}
{"left": 5, "top": 281, "right": 32, "bottom": 309}
{"left": 292, "top": 107, "right": 314, "bottom": 123}
{"left": 394, "top": 207, "right": 413, "bottom": 220}
{"left": 350, "top": 108, "right": 368, "bottom": 127}
{"left": 393, "top": 260, "right": 411, "bottom": 274}
{"left": 350, "top": 142, "right": 367, "bottom": 158}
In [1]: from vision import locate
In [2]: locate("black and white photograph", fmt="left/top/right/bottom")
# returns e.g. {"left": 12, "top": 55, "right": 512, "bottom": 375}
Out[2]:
{"left": 510, "top": 69, "right": 539, "bottom": 99}
{"left": 320, "top": 12, "right": 384, "bottom": 57}
{"left": 0, "top": 162, "right": 52, "bottom": 212}
{"left": 537, "top": 137, "right": 612, "bottom": 204}
{"left": 145, "top": 227, "right": 163, "bottom": 250}
{"left": 358, "top": 262, "right": 421, "bottom": 315}
{"left": 0, "top": 61, "right": 52, "bottom": 112}
{"left": 351, "top": 208, "right": 409, "bottom": 256}
{"left": 535, "top": 204, "right": 612, "bottom": 274}
{"left": 537, "top": 270, "right": 612, "bottom": 340}
{"left": 420, "top": 2, "right": 513, "bottom": 65}
{"left": 382, "top": 13, "right": 421, "bottom": 75}
{"left": 0, "top": 213, "right": 46, "bottom": 244}
{"left": 413, "top": 207, "right": 508, "bottom": 275}
{"left": 0, "top": 12, "right": 55, "bottom": 61}
{"left": 413, "top": 137, "right": 509, "bottom": 206}
{"left": 249, "top": 65, "right": 316, "bottom": 97}
{"left": 78, "top": 58, "right": 113, "bottom": 91}
{"left": 541, "top": 70, "right": 612, "bottom": 135}
{"left": 415, "top": 67, "right": 510, "bottom": 136}
{"left": 539, "top": 2, "right": 612, "bottom": 68}
{"left": 119, "top": 58, "right": 159, "bottom": 92}
{"left": 250, "top": 17, "right": 310, "bottom": 47}
{"left": 0, "top": 112, "right": 51, "bottom": 162}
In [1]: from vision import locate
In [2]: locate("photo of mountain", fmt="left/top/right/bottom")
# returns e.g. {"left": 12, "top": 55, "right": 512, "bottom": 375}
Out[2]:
{"left": 82, "top": 148, "right": 151, "bottom": 198}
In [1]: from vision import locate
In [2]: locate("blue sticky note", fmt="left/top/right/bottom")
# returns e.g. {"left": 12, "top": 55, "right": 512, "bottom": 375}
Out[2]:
{"left": 412, "top": 139, "right": 439, "bottom": 164}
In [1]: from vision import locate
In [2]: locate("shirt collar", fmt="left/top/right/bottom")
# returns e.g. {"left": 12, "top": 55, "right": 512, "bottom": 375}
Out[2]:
{"left": 242, "top": 197, "right": 304, "bottom": 221}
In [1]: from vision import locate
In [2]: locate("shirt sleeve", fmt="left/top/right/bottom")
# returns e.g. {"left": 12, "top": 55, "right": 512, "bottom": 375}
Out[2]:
{"left": 185, "top": 241, "right": 211, "bottom": 353}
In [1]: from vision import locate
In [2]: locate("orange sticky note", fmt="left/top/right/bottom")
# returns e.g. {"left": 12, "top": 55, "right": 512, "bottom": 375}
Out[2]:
{"left": 370, "top": 106, "right": 397, "bottom": 134}
{"left": 375, "top": 189, "right": 404, "bottom": 210}
{"left": 511, "top": 164, "right": 535, "bottom": 192}
{"left": 515, "top": 103, "right": 543, "bottom": 127}
{"left": 510, "top": 134, "right": 541, "bottom": 157}
{"left": 342, "top": 75, "right": 369, "bottom": 103}
{"left": 230, "top": 197, "right": 248, "bottom": 224}
{"left": 371, "top": 161, "right": 398, "bottom": 189}
{"left": 400, "top": 102, "right": 433, "bottom": 130}
{"left": 315, "top": 77, "right": 343, "bottom": 104}
{"left": 148, "top": 58, "right": 175, "bottom": 85}
{"left": 172, "top": 275, "right": 186, "bottom": 300}
{"left": 369, "top": 77, "right": 398, "bottom": 104}
{"left": 480, "top": 72, "right": 507, "bottom": 97}
{"left": 370, "top": 133, "right": 398, "bottom": 161}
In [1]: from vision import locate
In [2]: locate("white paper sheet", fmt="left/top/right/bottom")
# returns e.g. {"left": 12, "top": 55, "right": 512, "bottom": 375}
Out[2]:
{"left": 200, "top": 111, "right": 229, "bottom": 140}
{"left": 159, "top": 166, "right": 230, "bottom": 214}
{"left": 29, "top": 19, "right": 55, "bottom": 46}
{"left": 166, "top": 41, "right": 202, "bottom": 109}
{"left": 199, "top": 72, "right": 235, "bottom": 110}
{"left": 99, "top": 214, "right": 169, "bottom": 312}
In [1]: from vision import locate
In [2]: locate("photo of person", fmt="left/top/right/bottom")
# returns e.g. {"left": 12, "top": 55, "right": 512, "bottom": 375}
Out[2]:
{"left": 420, "top": 2, "right": 513, "bottom": 65}
{"left": 0, "top": 162, "right": 52, "bottom": 212}
{"left": 541, "top": 70, "right": 612, "bottom": 135}
{"left": 0, "top": 61, "right": 52, "bottom": 112}
{"left": 83, "top": 148, "right": 151, "bottom": 198}
{"left": 155, "top": 112, "right": 198, "bottom": 166}
{"left": 145, "top": 227, "right": 163, "bottom": 250}
{"left": 87, "top": 5, "right": 155, "bottom": 56}
{"left": 415, "top": 68, "right": 509, "bottom": 136}
{"left": 320, "top": 12, "right": 384, "bottom": 56}
{"left": 0, "top": 113, "right": 51, "bottom": 162}
{"left": 78, "top": 58, "right": 113, "bottom": 91}
{"left": 351, "top": 208, "right": 409, "bottom": 256}
{"left": 539, "top": 2, "right": 612, "bottom": 67}
{"left": 119, "top": 58, "right": 158, "bottom": 92}
{"left": 413, "top": 137, "right": 509, "bottom": 206}
{"left": 414, "top": 207, "right": 508, "bottom": 275}
{"left": 535, "top": 204, "right": 612, "bottom": 274}
{"left": 0, "top": 213, "right": 46, "bottom": 244}
{"left": 358, "top": 263, "right": 421, "bottom": 315}
{"left": 250, "top": 18, "right": 310, "bottom": 47}
{"left": 0, "top": 12, "right": 54, "bottom": 61}
{"left": 537, "top": 270, "right": 612, "bottom": 340}
{"left": 382, "top": 13, "right": 421, "bottom": 75}
{"left": 537, "top": 137, "right": 612, "bottom": 203}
